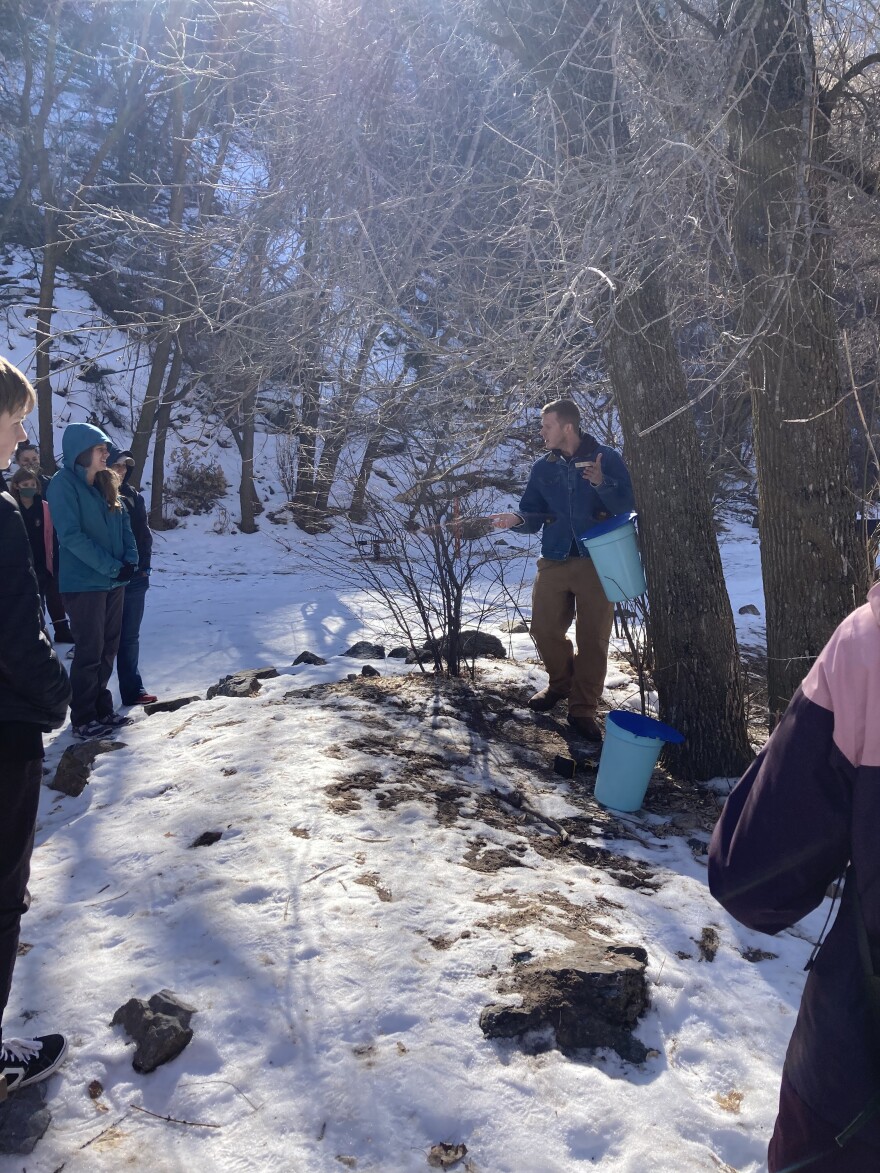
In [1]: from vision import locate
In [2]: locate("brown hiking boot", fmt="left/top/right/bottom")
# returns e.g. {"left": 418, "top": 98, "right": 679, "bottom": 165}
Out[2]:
{"left": 527, "top": 687, "right": 567, "bottom": 713}
{"left": 567, "top": 711, "right": 603, "bottom": 742}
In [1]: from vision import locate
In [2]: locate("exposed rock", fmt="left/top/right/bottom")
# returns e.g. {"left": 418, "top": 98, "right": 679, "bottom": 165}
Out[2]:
{"left": 0, "top": 1083, "right": 50, "bottom": 1154}
{"left": 144, "top": 695, "right": 201, "bottom": 716}
{"left": 425, "top": 631, "right": 507, "bottom": 660}
{"left": 406, "top": 649, "right": 433, "bottom": 665}
{"left": 500, "top": 620, "right": 530, "bottom": 634}
{"left": 293, "top": 650, "right": 327, "bottom": 666}
{"left": 146, "top": 989, "right": 198, "bottom": 1030}
{"left": 111, "top": 989, "right": 197, "bottom": 1073}
{"left": 479, "top": 941, "right": 649, "bottom": 1063}
{"left": 361, "top": 665, "right": 381, "bottom": 678}
{"left": 206, "top": 667, "right": 277, "bottom": 700}
{"left": 343, "top": 641, "right": 386, "bottom": 659}
{"left": 49, "top": 739, "right": 125, "bottom": 797}
{"left": 387, "top": 647, "right": 410, "bottom": 659}
{"left": 738, "top": 603, "right": 761, "bottom": 616}
{"left": 697, "top": 927, "right": 720, "bottom": 962}
{"left": 190, "top": 830, "right": 223, "bottom": 848}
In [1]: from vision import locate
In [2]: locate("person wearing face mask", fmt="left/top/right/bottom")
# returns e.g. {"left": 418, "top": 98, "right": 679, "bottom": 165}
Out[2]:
{"left": 46, "top": 423, "right": 139, "bottom": 740}
{"left": 13, "top": 442, "right": 74, "bottom": 644}
{"left": 8, "top": 466, "right": 53, "bottom": 603}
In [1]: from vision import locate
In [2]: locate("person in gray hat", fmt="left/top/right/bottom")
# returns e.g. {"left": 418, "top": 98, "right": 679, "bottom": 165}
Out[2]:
{"left": 108, "top": 447, "right": 157, "bottom": 706}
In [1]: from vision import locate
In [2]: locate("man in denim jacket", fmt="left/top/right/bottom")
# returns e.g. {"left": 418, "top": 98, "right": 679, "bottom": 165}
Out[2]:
{"left": 493, "top": 399, "right": 635, "bottom": 740}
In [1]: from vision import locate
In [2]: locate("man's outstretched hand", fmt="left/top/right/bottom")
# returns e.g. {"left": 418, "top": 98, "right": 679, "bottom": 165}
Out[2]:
{"left": 488, "top": 512, "right": 522, "bottom": 530}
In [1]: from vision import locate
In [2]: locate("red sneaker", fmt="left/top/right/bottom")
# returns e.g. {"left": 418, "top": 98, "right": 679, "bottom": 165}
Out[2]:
{"left": 133, "top": 693, "right": 158, "bottom": 705}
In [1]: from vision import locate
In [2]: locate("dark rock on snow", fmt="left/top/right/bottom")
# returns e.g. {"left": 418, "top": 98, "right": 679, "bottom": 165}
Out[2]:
{"left": 0, "top": 1083, "right": 50, "bottom": 1155}
{"left": 480, "top": 941, "right": 649, "bottom": 1063}
{"left": 343, "top": 641, "right": 386, "bottom": 659}
{"left": 423, "top": 631, "right": 507, "bottom": 660}
{"left": 144, "top": 695, "right": 201, "bottom": 716}
{"left": 387, "top": 647, "right": 410, "bottom": 659}
{"left": 190, "top": 830, "right": 223, "bottom": 848}
{"left": 293, "top": 650, "right": 328, "bottom": 666}
{"left": 738, "top": 603, "right": 761, "bottom": 616}
{"left": 206, "top": 667, "right": 278, "bottom": 699}
{"left": 360, "top": 665, "right": 381, "bottom": 678}
{"left": 111, "top": 989, "right": 198, "bottom": 1073}
{"left": 49, "top": 739, "right": 125, "bottom": 797}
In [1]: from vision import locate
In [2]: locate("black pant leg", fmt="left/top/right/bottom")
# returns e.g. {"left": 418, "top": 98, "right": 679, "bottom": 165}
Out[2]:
{"left": 0, "top": 758, "right": 41, "bottom": 1046}
{"left": 96, "top": 587, "right": 125, "bottom": 720}
{"left": 63, "top": 592, "right": 108, "bottom": 726}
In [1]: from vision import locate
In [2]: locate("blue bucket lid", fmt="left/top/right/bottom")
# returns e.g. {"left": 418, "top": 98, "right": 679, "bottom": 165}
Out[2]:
{"left": 607, "top": 709, "right": 684, "bottom": 744}
{"left": 578, "top": 510, "right": 638, "bottom": 542}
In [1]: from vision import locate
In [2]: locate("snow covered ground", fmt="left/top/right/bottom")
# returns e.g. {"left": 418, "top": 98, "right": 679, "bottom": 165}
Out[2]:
{"left": 1, "top": 522, "right": 831, "bottom": 1173}
{"left": 1, "top": 253, "right": 817, "bottom": 1170}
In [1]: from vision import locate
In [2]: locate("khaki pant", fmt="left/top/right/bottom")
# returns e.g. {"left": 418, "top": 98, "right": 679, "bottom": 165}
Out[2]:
{"left": 530, "top": 557, "right": 613, "bottom": 717}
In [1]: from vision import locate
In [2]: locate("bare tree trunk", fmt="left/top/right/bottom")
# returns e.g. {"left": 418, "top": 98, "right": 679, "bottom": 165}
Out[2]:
{"left": 34, "top": 211, "right": 60, "bottom": 472}
{"left": 235, "top": 388, "right": 258, "bottom": 534}
{"left": 606, "top": 275, "right": 753, "bottom": 778}
{"left": 291, "top": 365, "right": 323, "bottom": 530}
{"left": 483, "top": 0, "right": 751, "bottom": 777}
{"left": 313, "top": 325, "right": 380, "bottom": 517}
{"left": 148, "top": 345, "right": 184, "bottom": 529}
{"left": 727, "top": 0, "right": 867, "bottom": 718}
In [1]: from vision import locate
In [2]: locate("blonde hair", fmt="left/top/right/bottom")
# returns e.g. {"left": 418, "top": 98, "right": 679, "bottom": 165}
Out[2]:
{"left": 94, "top": 468, "right": 122, "bottom": 510}
{"left": 0, "top": 356, "right": 36, "bottom": 416}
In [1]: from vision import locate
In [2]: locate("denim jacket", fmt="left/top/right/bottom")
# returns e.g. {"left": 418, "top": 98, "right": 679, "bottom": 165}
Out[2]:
{"left": 514, "top": 434, "right": 635, "bottom": 560}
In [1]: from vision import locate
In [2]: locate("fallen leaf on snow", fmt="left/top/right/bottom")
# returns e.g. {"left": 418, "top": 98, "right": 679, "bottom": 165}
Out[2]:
{"left": 713, "top": 1089, "right": 744, "bottom": 1114}
{"left": 428, "top": 1141, "right": 468, "bottom": 1168}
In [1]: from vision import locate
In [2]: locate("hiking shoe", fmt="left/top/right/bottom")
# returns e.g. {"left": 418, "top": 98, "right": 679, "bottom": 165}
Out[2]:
{"left": 130, "top": 693, "right": 157, "bottom": 706}
{"left": 73, "top": 720, "right": 113, "bottom": 740}
{"left": 53, "top": 621, "right": 74, "bottom": 644}
{"left": 567, "top": 712, "right": 603, "bottom": 742}
{"left": 527, "top": 688, "right": 567, "bottom": 713}
{"left": 0, "top": 1034, "right": 68, "bottom": 1093}
{"left": 100, "top": 712, "right": 134, "bottom": 728}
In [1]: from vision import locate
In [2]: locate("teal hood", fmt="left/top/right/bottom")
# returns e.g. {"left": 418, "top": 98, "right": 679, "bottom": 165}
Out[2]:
{"left": 61, "top": 422, "right": 112, "bottom": 471}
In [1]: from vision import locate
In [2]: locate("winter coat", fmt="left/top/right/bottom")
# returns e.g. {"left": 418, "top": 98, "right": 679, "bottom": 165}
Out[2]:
{"left": 46, "top": 422, "right": 138, "bottom": 593}
{"left": 18, "top": 494, "right": 53, "bottom": 581}
{"left": 514, "top": 434, "right": 636, "bottom": 560}
{"left": 709, "top": 582, "right": 880, "bottom": 1152}
{"left": 107, "top": 447, "right": 152, "bottom": 577}
{"left": 0, "top": 486, "right": 70, "bottom": 730}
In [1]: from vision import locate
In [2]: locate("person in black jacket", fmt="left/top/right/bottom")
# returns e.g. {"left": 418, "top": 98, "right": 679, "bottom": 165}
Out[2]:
{"left": 14, "top": 441, "right": 74, "bottom": 643}
{"left": 9, "top": 466, "right": 51, "bottom": 598}
{"left": 0, "top": 356, "right": 71, "bottom": 1094}
{"left": 108, "top": 447, "right": 157, "bottom": 706}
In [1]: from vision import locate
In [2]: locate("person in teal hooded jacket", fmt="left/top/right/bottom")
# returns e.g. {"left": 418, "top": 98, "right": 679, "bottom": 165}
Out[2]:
{"left": 46, "top": 423, "right": 138, "bottom": 739}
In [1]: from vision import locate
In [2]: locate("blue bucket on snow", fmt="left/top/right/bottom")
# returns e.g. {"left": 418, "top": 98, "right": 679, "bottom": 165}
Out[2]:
{"left": 577, "top": 511, "right": 646, "bottom": 602}
{"left": 594, "top": 710, "right": 684, "bottom": 812}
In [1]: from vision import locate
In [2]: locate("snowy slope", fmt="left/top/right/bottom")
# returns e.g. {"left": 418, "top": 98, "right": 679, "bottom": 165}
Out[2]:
{"left": 0, "top": 523, "right": 825, "bottom": 1173}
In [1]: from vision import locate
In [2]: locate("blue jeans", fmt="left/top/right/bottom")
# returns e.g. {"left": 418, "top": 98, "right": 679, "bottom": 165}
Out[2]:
{"left": 117, "top": 576, "right": 149, "bottom": 705}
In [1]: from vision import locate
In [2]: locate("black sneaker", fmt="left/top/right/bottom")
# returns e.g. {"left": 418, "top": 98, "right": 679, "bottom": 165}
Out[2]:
{"left": 73, "top": 720, "right": 113, "bottom": 740}
{"left": 100, "top": 712, "right": 134, "bottom": 728}
{"left": 0, "top": 1034, "right": 68, "bottom": 1093}
{"left": 53, "top": 621, "right": 75, "bottom": 644}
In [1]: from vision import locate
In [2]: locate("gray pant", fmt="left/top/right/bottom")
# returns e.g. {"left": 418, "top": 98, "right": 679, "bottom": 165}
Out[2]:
{"left": 63, "top": 588, "right": 125, "bottom": 726}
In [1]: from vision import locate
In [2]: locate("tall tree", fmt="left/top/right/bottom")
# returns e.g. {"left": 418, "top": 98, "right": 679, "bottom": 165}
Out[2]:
{"left": 466, "top": 0, "right": 752, "bottom": 777}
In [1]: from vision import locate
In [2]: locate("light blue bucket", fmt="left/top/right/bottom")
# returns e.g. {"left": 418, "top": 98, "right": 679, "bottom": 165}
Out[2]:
{"left": 577, "top": 511, "right": 646, "bottom": 602}
{"left": 594, "top": 710, "right": 684, "bottom": 812}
